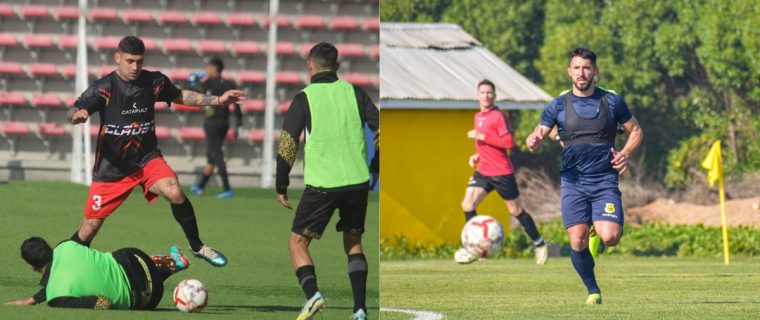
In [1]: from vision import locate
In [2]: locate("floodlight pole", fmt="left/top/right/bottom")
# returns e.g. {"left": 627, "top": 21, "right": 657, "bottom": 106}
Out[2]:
{"left": 261, "top": 0, "right": 280, "bottom": 188}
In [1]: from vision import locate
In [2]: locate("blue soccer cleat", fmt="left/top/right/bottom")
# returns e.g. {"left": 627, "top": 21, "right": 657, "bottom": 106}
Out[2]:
{"left": 216, "top": 190, "right": 234, "bottom": 199}
{"left": 170, "top": 245, "right": 190, "bottom": 271}
{"left": 189, "top": 185, "right": 204, "bottom": 196}
{"left": 351, "top": 309, "right": 367, "bottom": 320}
{"left": 190, "top": 245, "right": 228, "bottom": 267}
{"left": 296, "top": 291, "right": 325, "bottom": 320}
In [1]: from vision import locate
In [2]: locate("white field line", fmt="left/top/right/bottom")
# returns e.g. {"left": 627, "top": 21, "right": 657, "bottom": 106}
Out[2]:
{"left": 380, "top": 307, "right": 445, "bottom": 320}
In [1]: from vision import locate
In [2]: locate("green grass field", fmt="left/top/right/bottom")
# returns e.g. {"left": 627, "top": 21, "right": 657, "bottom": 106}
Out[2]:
{"left": 0, "top": 181, "right": 378, "bottom": 319}
{"left": 381, "top": 256, "right": 760, "bottom": 319}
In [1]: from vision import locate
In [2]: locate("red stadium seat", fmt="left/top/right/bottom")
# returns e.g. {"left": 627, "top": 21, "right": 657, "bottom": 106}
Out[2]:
{"left": 336, "top": 43, "right": 365, "bottom": 58}
{"left": 163, "top": 38, "right": 192, "bottom": 53}
{"left": 276, "top": 72, "right": 302, "bottom": 85}
{"left": 241, "top": 99, "right": 265, "bottom": 113}
{"left": 89, "top": 124, "right": 100, "bottom": 136}
{"left": 236, "top": 70, "right": 266, "bottom": 84}
{"left": 231, "top": 41, "right": 260, "bottom": 56}
{"left": 329, "top": 17, "right": 359, "bottom": 31}
{"left": 24, "top": 34, "right": 54, "bottom": 48}
{"left": 369, "top": 44, "right": 379, "bottom": 59}
{"left": 141, "top": 37, "right": 157, "bottom": 51}
{"left": 122, "top": 9, "right": 152, "bottom": 24}
{"left": 172, "top": 103, "right": 201, "bottom": 112}
{"left": 0, "top": 92, "right": 27, "bottom": 106}
{"left": 0, "top": 4, "right": 14, "bottom": 17}
{"left": 225, "top": 128, "right": 236, "bottom": 140}
{"left": 93, "top": 36, "right": 121, "bottom": 51}
{"left": 58, "top": 35, "right": 78, "bottom": 49}
{"left": 155, "top": 126, "right": 171, "bottom": 139}
{"left": 226, "top": 13, "right": 255, "bottom": 27}
{"left": 300, "top": 42, "right": 315, "bottom": 57}
{"left": 167, "top": 68, "right": 190, "bottom": 82}
{"left": 66, "top": 96, "right": 76, "bottom": 108}
{"left": 60, "top": 64, "right": 78, "bottom": 78}
{"left": 248, "top": 129, "right": 264, "bottom": 143}
{"left": 277, "top": 101, "right": 290, "bottom": 113}
{"left": 154, "top": 101, "right": 168, "bottom": 111}
{"left": 0, "top": 33, "right": 18, "bottom": 47}
{"left": 0, "top": 62, "right": 23, "bottom": 76}
{"left": 1, "top": 122, "right": 31, "bottom": 135}
{"left": 53, "top": 6, "right": 79, "bottom": 20}
{"left": 364, "top": 18, "right": 379, "bottom": 31}
{"left": 158, "top": 11, "right": 187, "bottom": 25}
{"left": 342, "top": 73, "right": 372, "bottom": 87}
{"left": 192, "top": 12, "right": 221, "bottom": 26}
{"left": 275, "top": 42, "right": 295, "bottom": 55}
{"left": 28, "top": 63, "right": 58, "bottom": 77}
{"left": 260, "top": 16, "right": 290, "bottom": 28}
{"left": 19, "top": 5, "right": 49, "bottom": 20}
{"left": 196, "top": 40, "right": 226, "bottom": 54}
{"left": 98, "top": 65, "right": 116, "bottom": 78}
{"left": 177, "top": 127, "right": 205, "bottom": 141}
{"left": 37, "top": 122, "right": 66, "bottom": 136}
{"left": 32, "top": 93, "right": 63, "bottom": 108}
{"left": 295, "top": 15, "right": 324, "bottom": 29}
{"left": 89, "top": 7, "right": 117, "bottom": 22}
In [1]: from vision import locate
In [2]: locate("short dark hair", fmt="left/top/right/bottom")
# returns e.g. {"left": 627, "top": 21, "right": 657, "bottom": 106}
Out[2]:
{"left": 308, "top": 42, "right": 339, "bottom": 70}
{"left": 478, "top": 79, "right": 495, "bottom": 91}
{"left": 21, "top": 237, "right": 52, "bottom": 270}
{"left": 568, "top": 47, "right": 596, "bottom": 67}
{"left": 207, "top": 56, "right": 224, "bottom": 72}
{"left": 118, "top": 36, "right": 145, "bottom": 55}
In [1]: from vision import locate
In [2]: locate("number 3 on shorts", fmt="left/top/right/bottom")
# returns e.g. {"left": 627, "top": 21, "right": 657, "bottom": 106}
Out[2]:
{"left": 92, "top": 195, "right": 102, "bottom": 211}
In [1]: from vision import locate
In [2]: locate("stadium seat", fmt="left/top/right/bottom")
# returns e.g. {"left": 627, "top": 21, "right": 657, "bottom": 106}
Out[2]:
{"left": 19, "top": 5, "right": 49, "bottom": 20}
{"left": 60, "top": 64, "right": 79, "bottom": 79}
{"left": 31, "top": 93, "right": 63, "bottom": 108}
{"left": 65, "top": 96, "right": 76, "bottom": 108}
{"left": 178, "top": 127, "right": 205, "bottom": 141}
{"left": 155, "top": 125, "right": 171, "bottom": 139}
{"left": 300, "top": 42, "right": 316, "bottom": 57}
{"left": 93, "top": 36, "right": 121, "bottom": 51}
{"left": 369, "top": 44, "right": 379, "bottom": 59}
{"left": 276, "top": 72, "right": 302, "bottom": 85}
{"left": 1, "top": 121, "right": 31, "bottom": 155}
{"left": 342, "top": 73, "right": 372, "bottom": 87}
{"left": 163, "top": 38, "right": 192, "bottom": 53}
{"left": 166, "top": 68, "right": 190, "bottom": 82}
{"left": 89, "top": 124, "right": 100, "bottom": 136}
{"left": 225, "top": 128, "right": 236, "bottom": 140}
{"left": 329, "top": 17, "right": 359, "bottom": 31}
{"left": 0, "top": 91, "right": 26, "bottom": 106}
{"left": 295, "top": 15, "right": 325, "bottom": 29}
{"left": 277, "top": 101, "right": 290, "bottom": 113}
{"left": 336, "top": 43, "right": 365, "bottom": 58}
{"left": 122, "top": 9, "right": 152, "bottom": 24}
{"left": 0, "top": 33, "right": 18, "bottom": 47}
{"left": 196, "top": 40, "right": 226, "bottom": 54}
{"left": 241, "top": 99, "right": 265, "bottom": 113}
{"left": 24, "top": 34, "right": 54, "bottom": 49}
{"left": 275, "top": 42, "right": 296, "bottom": 56}
{"left": 37, "top": 122, "right": 66, "bottom": 137}
{"left": 89, "top": 7, "right": 118, "bottom": 22}
{"left": 53, "top": 6, "right": 79, "bottom": 20}
{"left": 364, "top": 18, "right": 379, "bottom": 31}
{"left": 226, "top": 13, "right": 256, "bottom": 28}
{"left": 231, "top": 41, "right": 260, "bottom": 56}
{"left": 58, "top": 35, "right": 78, "bottom": 49}
{"left": 248, "top": 129, "right": 264, "bottom": 143}
{"left": 236, "top": 70, "right": 266, "bottom": 84}
{"left": 0, "top": 62, "right": 23, "bottom": 76}
{"left": 0, "top": 4, "right": 14, "bottom": 18}
{"left": 28, "top": 63, "right": 58, "bottom": 78}
{"left": 141, "top": 37, "right": 157, "bottom": 51}
{"left": 97, "top": 66, "right": 117, "bottom": 78}
{"left": 260, "top": 16, "right": 290, "bottom": 28}
{"left": 192, "top": 12, "right": 221, "bottom": 26}
{"left": 158, "top": 11, "right": 187, "bottom": 25}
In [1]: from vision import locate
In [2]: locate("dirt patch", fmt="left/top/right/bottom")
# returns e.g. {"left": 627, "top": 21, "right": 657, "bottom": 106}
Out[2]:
{"left": 627, "top": 197, "right": 760, "bottom": 227}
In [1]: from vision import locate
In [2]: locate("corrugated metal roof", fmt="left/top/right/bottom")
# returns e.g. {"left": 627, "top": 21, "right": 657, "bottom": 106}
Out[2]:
{"left": 380, "top": 23, "right": 552, "bottom": 110}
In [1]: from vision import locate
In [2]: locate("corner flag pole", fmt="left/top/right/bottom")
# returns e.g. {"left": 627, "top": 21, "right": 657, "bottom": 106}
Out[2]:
{"left": 701, "top": 140, "right": 729, "bottom": 265}
{"left": 718, "top": 166, "right": 729, "bottom": 265}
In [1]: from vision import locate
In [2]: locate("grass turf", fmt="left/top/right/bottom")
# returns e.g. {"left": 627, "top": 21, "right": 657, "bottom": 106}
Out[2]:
{"left": 0, "top": 181, "right": 378, "bottom": 319}
{"left": 380, "top": 256, "right": 760, "bottom": 319}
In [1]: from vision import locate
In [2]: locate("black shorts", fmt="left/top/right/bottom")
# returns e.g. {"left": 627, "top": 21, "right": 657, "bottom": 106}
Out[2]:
{"left": 204, "top": 121, "right": 229, "bottom": 164}
{"left": 112, "top": 248, "right": 163, "bottom": 310}
{"left": 292, "top": 187, "right": 368, "bottom": 239}
{"left": 467, "top": 172, "right": 520, "bottom": 200}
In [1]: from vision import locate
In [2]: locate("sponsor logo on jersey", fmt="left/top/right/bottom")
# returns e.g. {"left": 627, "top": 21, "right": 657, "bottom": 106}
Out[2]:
{"left": 102, "top": 121, "right": 155, "bottom": 136}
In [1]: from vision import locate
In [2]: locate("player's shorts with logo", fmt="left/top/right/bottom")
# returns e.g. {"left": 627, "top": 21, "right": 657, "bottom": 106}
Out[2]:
{"left": 291, "top": 187, "right": 368, "bottom": 239}
{"left": 84, "top": 157, "right": 177, "bottom": 219}
{"left": 561, "top": 183, "right": 624, "bottom": 228}
{"left": 467, "top": 171, "right": 519, "bottom": 200}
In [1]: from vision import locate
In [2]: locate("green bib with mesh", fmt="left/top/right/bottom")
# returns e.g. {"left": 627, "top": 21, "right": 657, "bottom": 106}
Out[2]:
{"left": 302, "top": 80, "right": 369, "bottom": 188}
{"left": 46, "top": 241, "right": 132, "bottom": 309}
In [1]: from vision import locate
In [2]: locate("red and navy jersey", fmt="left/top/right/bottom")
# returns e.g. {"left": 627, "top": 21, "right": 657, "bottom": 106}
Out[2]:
{"left": 474, "top": 106, "right": 515, "bottom": 176}
{"left": 74, "top": 71, "right": 181, "bottom": 182}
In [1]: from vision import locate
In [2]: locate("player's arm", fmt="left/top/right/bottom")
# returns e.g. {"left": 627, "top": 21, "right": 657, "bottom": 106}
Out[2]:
{"left": 275, "top": 92, "right": 308, "bottom": 208}
{"left": 47, "top": 296, "right": 112, "bottom": 310}
{"left": 67, "top": 84, "right": 106, "bottom": 124}
{"left": 174, "top": 89, "right": 245, "bottom": 106}
{"left": 526, "top": 124, "right": 552, "bottom": 152}
{"left": 5, "top": 287, "right": 45, "bottom": 306}
{"left": 611, "top": 116, "right": 644, "bottom": 173}
{"left": 356, "top": 86, "right": 379, "bottom": 179}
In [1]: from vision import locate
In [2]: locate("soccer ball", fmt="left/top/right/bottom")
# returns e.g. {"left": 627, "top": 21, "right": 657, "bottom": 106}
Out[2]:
{"left": 173, "top": 279, "right": 208, "bottom": 312}
{"left": 461, "top": 215, "right": 505, "bottom": 258}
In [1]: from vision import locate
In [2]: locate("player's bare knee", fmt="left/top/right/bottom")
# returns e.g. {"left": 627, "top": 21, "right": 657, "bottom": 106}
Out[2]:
{"left": 289, "top": 233, "right": 310, "bottom": 250}
{"left": 164, "top": 188, "right": 185, "bottom": 204}
{"left": 569, "top": 234, "right": 589, "bottom": 251}
{"left": 602, "top": 234, "right": 621, "bottom": 246}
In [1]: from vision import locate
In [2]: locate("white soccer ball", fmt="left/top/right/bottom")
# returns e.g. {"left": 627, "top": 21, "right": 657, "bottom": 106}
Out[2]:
{"left": 461, "top": 215, "right": 505, "bottom": 258}
{"left": 173, "top": 279, "right": 208, "bottom": 312}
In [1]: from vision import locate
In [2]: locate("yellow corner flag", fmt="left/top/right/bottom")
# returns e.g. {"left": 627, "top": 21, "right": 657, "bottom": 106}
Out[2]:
{"left": 701, "top": 140, "right": 729, "bottom": 265}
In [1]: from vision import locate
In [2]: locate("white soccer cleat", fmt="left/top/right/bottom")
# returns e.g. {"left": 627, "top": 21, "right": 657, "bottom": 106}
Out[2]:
{"left": 455, "top": 248, "right": 479, "bottom": 264}
{"left": 535, "top": 244, "right": 549, "bottom": 265}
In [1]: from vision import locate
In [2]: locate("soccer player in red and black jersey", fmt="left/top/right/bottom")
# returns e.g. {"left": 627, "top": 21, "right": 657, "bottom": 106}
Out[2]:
{"left": 457, "top": 79, "right": 549, "bottom": 265}
{"left": 66, "top": 36, "right": 244, "bottom": 267}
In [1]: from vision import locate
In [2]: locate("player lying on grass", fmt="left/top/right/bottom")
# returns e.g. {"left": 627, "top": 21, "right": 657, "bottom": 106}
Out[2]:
{"left": 5, "top": 237, "right": 189, "bottom": 310}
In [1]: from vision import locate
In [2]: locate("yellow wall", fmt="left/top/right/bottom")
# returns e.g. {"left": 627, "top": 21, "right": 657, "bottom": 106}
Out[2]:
{"left": 380, "top": 109, "right": 510, "bottom": 248}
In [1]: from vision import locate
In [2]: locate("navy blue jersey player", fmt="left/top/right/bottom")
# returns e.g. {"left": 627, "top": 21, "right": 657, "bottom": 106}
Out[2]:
{"left": 526, "top": 47, "right": 644, "bottom": 305}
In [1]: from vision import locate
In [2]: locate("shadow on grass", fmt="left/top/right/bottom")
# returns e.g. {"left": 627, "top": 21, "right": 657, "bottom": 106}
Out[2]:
{"left": 205, "top": 305, "right": 355, "bottom": 313}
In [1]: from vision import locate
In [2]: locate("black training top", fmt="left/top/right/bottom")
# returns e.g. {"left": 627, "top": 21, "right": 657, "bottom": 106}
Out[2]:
{"left": 196, "top": 77, "right": 242, "bottom": 126}
{"left": 74, "top": 71, "right": 181, "bottom": 182}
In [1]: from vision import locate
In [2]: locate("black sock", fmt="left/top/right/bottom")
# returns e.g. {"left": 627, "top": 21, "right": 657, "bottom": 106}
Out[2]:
{"left": 348, "top": 253, "right": 368, "bottom": 313}
{"left": 171, "top": 199, "right": 203, "bottom": 252}
{"left": 70, "top": 231, "right": 91, "bottom": 247}
{"left": 516, "top": 210, "right": 544, "bottom": 246}
{"left": 570, "top": 248, "right": 600, "bottom": 294}
{"left": 198, "top": 174, "right": 211, "bottom": 189}
{"left": 296, "top": 265, "right": 319, "bottom": 299}
{"left": 464, "top": 211, "right": 477, "bottom": 222}
{"left": 218, "top": 162, "right": 231, "bottom": 191}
